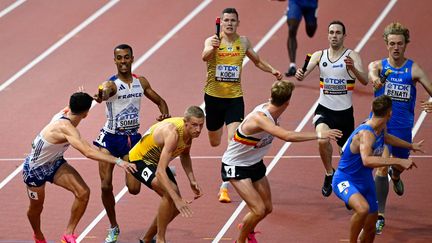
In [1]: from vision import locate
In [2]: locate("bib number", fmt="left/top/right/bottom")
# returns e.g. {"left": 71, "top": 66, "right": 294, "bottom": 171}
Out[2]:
{"left": 141, "top": 167, "right": 153, "bottom": 182}
{"left": 215, "top": 64, "right": 240, "bottom": 82}
{"left": 337, "top": 181, "right": 350, "bottom": 193}
{"left": 224, "top": 165, "right": 236, "bottom": 178}
{"left": 95, "top": 131, "right": 106, "bottom": 146}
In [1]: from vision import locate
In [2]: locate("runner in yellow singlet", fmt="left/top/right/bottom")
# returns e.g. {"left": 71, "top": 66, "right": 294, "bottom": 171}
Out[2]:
{"left": 202, "top": 7, "right": 283, "bottom": 203}
{"left": 125, "top": 106, "right": 204, "bottom": 243}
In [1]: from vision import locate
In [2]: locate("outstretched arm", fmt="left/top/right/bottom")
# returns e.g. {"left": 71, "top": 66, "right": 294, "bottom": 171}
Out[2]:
{"left": 295, "top": 50, "right": 321, "bottom": 81}
{"left": 202, "top": 35, "right": 220, "bottom": 62}
{"left": 368, "top": 60, "right": 383, "bottom": 90}
{"left": 61, "top": 121, "right": 136, "bottom": 173}
{"left": 139, "top": 76, "right": 170, "bottom": 121}
{"left": 93, "top": 80, "right": 117, "bottom": 103}
{"left": 244, "top": 37, "right": 282, "bottom": 80}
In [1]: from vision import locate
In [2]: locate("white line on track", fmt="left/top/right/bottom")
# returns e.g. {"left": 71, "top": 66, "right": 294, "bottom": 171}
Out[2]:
{"left": 77, "top": 1, "right": 214, "bottom": 241}
{"left": 212, "top": 0, "right": 400, "bottom": 242}
{"left": 0, "top": 0, "right": 26, "bottom": 18}
{"left": 0, "top": 0, "right": 120, "bottom": 92}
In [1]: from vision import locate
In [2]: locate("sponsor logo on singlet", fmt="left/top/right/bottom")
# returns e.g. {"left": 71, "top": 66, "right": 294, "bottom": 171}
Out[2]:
{"left": 116, "top": 105, "right": 139, "bottom": 129}
{"left": 384, "top": 83, "right": 411, "bottom": 102}
{"left": 215, "top": 64, "right": 240, "bottom": 82}
{"left": 322, "top": 77, "right": 347, "bottom": 95}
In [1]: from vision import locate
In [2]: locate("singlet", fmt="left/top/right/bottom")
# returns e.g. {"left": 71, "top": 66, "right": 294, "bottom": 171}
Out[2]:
{"left": 204, "top": 36, "right": 246, "bottom": 98}
{"left": 374, "top": 59, "right": 416, "bottom": 129}
{"left": 222, "top": 103, "right": 277, "bottom": 166}
{"left": 26, "top": 115, "right": 70, "bottom": 169}
{"left": 338, "top": 124, "right": 384, "bottom": 181}
{"left": 318, "top": 49, "right": 356, "bottom": 111}
{"left": 102, "top": 74, "right": 144, "bottom": 135}
{"left": 128, "top": 117, "right": 190, "bottom": 166}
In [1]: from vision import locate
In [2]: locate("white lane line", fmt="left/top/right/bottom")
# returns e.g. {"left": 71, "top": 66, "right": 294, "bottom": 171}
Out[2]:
{"left": 0, "top": 0, "right": 26, "bottom": 18}
{"left": 76, "top": 1, "right": 214, "bottom": 241}
{"left": 0, "top": 0, "right": 120, "bottom": 92}
{"left": 212, "top": 0, "right": 399, "bottom": 242}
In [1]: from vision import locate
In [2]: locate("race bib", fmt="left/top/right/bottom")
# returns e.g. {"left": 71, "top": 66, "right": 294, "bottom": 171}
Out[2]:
{"left": 215, "top": 64, "right": 240, "bottom": 82}
{"left": 224, "top": 165, "right": 236, "bottom": 178}
{"left": 384, "top": 83, "right": 411, "bottom": 102}
{"left": 337, "top": 181, "right": 350, "bottom": 193}
{"left": 141, "top": 167, "right": 153, "bottom": 182}
{"left": 322, "top": 78, "right": 347, "bottom": 95}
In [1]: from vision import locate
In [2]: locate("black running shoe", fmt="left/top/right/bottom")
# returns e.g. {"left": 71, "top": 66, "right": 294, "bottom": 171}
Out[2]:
{"left": 285, "top": 66, "right": 297, "bottom": 77}
{"left": 322, "top": 169, "right": 335, "bottom": 197}
{"left": 389, "top": 167, "right": 404, "bottom": 196}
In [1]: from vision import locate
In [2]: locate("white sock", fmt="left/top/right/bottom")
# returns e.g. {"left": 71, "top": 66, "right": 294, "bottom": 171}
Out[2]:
{"left": 290, "top": 62, "right": 296, "bottom": 68}
{"left": 220, "top": 181, "right": 229, "bottom": 189}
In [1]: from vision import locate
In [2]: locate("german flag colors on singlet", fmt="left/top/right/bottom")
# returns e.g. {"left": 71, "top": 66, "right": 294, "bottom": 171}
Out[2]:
{"left": 205, "top": 36, "right": 246, "bottom": 98}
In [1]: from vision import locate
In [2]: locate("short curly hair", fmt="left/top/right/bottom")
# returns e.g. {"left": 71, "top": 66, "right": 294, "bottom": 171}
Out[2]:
{"left": 383, "top": 22, "right": 410, "bottom": 44}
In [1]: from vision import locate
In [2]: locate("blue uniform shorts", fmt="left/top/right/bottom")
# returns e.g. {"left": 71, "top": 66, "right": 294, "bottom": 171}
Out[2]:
{"left": 23, "top": 157, "right": 67, "bottom": 187}
{"left": 286, "top": 0, "right": 318, "bottom": 23}
{"left": 332, "top": 170, "right": 378, "bottom": 213}
{"left": 93, "top": 129, "right": 141, "bottom": 158}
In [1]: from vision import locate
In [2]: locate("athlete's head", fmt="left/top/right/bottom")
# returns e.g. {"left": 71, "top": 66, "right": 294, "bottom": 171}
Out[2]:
{"left": 114, "top": 44, "right": 134, "bottom": 74}
{"left": 383, "top": 22, "right": 409, "bottom": 60}
{"left": 328, "top": 20, "right": 346, "bottom": 48}
{"left": 221, "top": 8, "right": 239, "bottom": 35}
{"left": 270, "top": 80, "right": 295, "bottom": 107}
{"left": 383, "top": 22, "right": 410, "bottom": 44}
{"left": 372, "top": 95, "right": 392, "bottom": 118}
{"left": 69, "top": 92, "right": 93, "bottom": 115}
{"left": 184, "top": 106, "right": 205, "bottom": 138}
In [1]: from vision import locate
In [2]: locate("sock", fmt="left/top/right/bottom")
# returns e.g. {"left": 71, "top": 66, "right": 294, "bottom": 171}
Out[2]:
{"left": 375, "top": 175, "right": 389, "bottom": 214}
{"left": 289, "top": 62, "right": 296, "bottom": 68}
{"left": 220, "top": 181, "right": 229, "bottom": 190}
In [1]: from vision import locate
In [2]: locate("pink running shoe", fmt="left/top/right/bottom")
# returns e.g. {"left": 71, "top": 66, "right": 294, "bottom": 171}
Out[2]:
{"left": 237, "top": 223, "right": 261, "bottom": 243}
{"left": 61, "top": 234, "right": 77, "bottom": 243}
{"left": 33, "top": 235, "right": 47, "bottom": 243}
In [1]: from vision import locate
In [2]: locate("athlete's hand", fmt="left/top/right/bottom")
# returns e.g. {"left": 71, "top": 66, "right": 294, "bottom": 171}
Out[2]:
{"left": 321, "top": 129, "right": 343, "bottom": 141}
{"left": 272, "top": 69, "right": 283, "bottom": 80}
{"left": 400, "top": 158, "right": 417, "bottom": 170}
{"left": 157, "top": 113, "right": 171, "bottom": 121}
{"left": 190, "top": 181, "right": 203, "bottom": 200}
{"left": 411, "top": 140, "right": 425, "bottom": 153}
{"left": 210, "top": 35, "right": 220, "bottom": 48}
{"left": 344, "top": 56, "right": 356, "bottom": 71}
{"left": 372, "top": 78, "right": 384, "bottom": 90}
{"left": 295, "top": 68, "right": 305, "bottom": 81}
{"left": 421, "top": 101, "right": 432, "bottom": 113}
{"left": 117, "top": 161, "right": 137, "bottom": 173}
{"left": 175, "top": 198, "right": 193, "bottom": 218}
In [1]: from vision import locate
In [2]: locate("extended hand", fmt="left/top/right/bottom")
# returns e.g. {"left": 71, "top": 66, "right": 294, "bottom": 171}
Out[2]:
{"left": 118, "top": 161, "right": 137, "bottom": 174}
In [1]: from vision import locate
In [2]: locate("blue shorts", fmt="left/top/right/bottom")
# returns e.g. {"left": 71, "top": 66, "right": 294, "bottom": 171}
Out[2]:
{"left": 387, "top": 127, "right": 411, "bottom": 159}
{"left": 93, "top": 129, "right": 141, "bottom": 158}
{"left": 332, "top": 170, "right": 378, "bottom": 213}
{"left": 23, "top": 157, "right": 67, "bottom": 187}
{"left": 286, "top": 0, "right": 318, "bottom": 23}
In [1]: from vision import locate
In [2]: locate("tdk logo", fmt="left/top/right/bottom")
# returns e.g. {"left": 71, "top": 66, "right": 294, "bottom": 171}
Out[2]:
{"left": 324, "top": 78, "right": 346, "bottom": 84}
{"left": 332, "top": 64, "right": 343, "bottom": 68}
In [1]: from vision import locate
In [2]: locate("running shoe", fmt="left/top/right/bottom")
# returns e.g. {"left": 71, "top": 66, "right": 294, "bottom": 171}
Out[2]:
{"left": 33, "top": 235, "right": 47, "bottom": 243}
{"left": 376, "top": 215, "right": 385, "bottom": 235}
{"left": 105, "top": 225, "right": 120, "bottom": 243}
{"left": 238, "top": 223, "right": 260, "bottom": 243}
{"left": 284, "top": 66, "right": 297, "bottom": 77}
{"left": 218, "top": 188, "right": 231, "bottom": 203}
{"left": 322, "top": 169, "right": 335, "bottom": 197}
{"left": 389, "top": 167, "right": 404, "bottom": 196}
{"left": 61, "top": 234, "right": 77, "bottom": 243}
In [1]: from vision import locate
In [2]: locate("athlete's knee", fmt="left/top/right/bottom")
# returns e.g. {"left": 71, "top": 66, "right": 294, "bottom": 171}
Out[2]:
{"left": 75, "top": 185, "right": 90, "bottom": 202}
{"left": 100, "top": 182, "right": 113, "bottom": 193}
{"left": 355, "top": 204, "right": 370, "bottom": 217}
{"left": 317, "top": 138, "right": 330, "bottom": 147}
{"left": 265, "top": 204, "right": 273, "bottom": 216}
{"left": 209, "top": 139, "right": 221, "bottom": 147}
{"left": 28, "top": 203, "right": 44, "bottom": 215}
{"left": 127, "top": 184, "right": 141, "bottom": 195}
{"left": 250, "top": 205, "right": 266, "bottom": 219}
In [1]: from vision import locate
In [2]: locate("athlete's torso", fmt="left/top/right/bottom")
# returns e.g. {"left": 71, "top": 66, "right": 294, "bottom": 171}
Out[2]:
{"left": 374, "top": 58, "right": 416, "bottom": 129}
{"left": 222, "top": 103, "right": 277, "bottom": 166}
{"left": 338, "top": 124, "right": 385, "bottom": 182}
{"left": 205, "top": 37, "right": 246, "bottom": 98}
{"left": 318, "top": 49, "right": 355, "bottom": 111}
{"left": 103, "top": 74, "right": 144, "bottom": 135}
{"left": 129, "top": 117, "right": 190, "bottom": 165}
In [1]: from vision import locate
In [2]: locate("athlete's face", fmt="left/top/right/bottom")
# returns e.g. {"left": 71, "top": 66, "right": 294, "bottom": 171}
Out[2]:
{"left": 328, "top": 24, "right": 345, "bottom": 48}
{"left": 221, "top": 13, "right": 239, "bottom": 35}
{"left": 185, "top": 116, "right": 204, "bottom": 138}
{"left": 386, "top": 34, "right": 407, "bottom": 61}
{"left": 114, "top": 48, "right": 134, "bottom": 74}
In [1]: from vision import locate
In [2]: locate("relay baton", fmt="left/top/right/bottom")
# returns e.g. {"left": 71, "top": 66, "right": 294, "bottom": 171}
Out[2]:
{"left": 380, "top": 69, "right": 393, "bottom": 84}
{"left": 98, "top": 85, "right": 103, "bottom": 99}
{"left": 302, "top": 54, "right": 312, "bottom": 72}
{"left": 215, "top": 17, "right": 221, "bottom": 38}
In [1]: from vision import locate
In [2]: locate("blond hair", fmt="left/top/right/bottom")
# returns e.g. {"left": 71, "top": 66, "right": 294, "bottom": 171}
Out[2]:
{"left": 270, "top": 80, "right": 295, "bottom": 107}
{"left": 383, "top": 22, "right": 410, "bottom": 44}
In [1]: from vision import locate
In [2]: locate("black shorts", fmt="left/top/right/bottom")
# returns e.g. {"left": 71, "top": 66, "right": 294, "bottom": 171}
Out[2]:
{"left": 131, "top": 160, "right": 177, "bottom": 189}
{"left": 221, "top": 160, "right": 266, "bottom": 183}
{"left": 204, "top": 94, "right": 244, "bottom": 131}
{"left": 313, "top": 104, "right": 354, "bottom": 147}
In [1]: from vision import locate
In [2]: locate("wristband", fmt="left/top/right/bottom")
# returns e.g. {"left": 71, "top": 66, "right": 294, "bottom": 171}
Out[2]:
{"left": 115, "top": 157, "right": 122, "bottom": 165}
